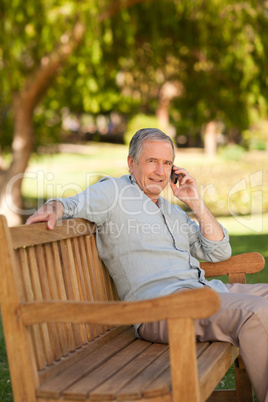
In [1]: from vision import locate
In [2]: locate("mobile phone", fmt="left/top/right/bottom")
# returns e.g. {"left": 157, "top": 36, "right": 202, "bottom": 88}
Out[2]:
{"left": 170, "top": 166, "right": 178, "bottom": 184}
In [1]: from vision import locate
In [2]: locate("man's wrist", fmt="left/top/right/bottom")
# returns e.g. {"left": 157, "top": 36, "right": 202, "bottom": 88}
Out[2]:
{"left": 184, "top": 196, "right": 204, "bottom": 216}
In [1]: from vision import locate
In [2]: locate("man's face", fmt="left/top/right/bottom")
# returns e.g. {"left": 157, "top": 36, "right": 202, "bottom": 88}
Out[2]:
{"left": 127, "top": 141, "right": 174, "bottom": 203}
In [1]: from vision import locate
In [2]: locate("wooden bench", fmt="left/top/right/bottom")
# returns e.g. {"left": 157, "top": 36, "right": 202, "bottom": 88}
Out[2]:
{"left": 0, "top": 215, "right": 265, "bottom": 402}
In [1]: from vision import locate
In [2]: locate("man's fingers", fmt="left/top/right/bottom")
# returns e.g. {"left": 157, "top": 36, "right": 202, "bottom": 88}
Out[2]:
{"left": 26, "top": 214, "right": 47, "bottom": 225}
{"left": 26, "top": 211, "right": 57, "bottom": 230}
{"left": 47, "top": 214, "right": 57, "bottom": 230}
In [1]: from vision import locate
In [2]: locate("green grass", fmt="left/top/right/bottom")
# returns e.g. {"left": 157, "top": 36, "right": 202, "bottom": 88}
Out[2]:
{"left": 0, "top": 323, "right": 12, "bottom": 401}
{"left": 218, "top": 214, "right": 268, "bottom": 284}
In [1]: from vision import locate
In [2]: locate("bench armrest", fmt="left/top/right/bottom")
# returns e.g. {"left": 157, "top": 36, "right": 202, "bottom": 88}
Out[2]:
{"left": 20, "top": 287, "right": 220, "bottom": 326}
{"left": 201, "top": 252, "right": 265, "bottom": 278}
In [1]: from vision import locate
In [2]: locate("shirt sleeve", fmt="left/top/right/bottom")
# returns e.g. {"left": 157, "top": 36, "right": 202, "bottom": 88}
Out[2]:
{"left": 187, "top": 216, "right": 232, "bottom": 262}
{"left": 46, "top": 176, "right": 119, "bottom": 225}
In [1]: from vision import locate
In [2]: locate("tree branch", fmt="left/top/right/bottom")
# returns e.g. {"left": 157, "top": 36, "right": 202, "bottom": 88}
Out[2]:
{"left": 19, "top": 22, "right": 86, "bottom": 113}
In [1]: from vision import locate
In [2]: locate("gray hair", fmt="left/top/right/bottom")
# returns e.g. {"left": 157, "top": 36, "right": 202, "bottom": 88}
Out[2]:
{"left": 128, "top": 128, "right": 175, "bottom": 162}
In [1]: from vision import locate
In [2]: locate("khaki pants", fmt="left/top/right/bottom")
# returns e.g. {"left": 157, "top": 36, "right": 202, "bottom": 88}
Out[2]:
{"left": 138, "top": 283, "right": 268, "bottom": 402}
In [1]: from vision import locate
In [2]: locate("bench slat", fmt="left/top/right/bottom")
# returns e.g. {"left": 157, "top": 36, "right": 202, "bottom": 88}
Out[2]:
{"left": 51, "top": 242, "right": 78, "bottom": 351}
{"left": 37, "top": 242, "right": 75, "bottom": 360}
{"left": 63, "top": 339, "right": 151, "bottom": 400}
{"left": 32, "top": 245, "right": 61, "bottom": 364}
{"left": 44, "top": 243, "right": 72, "bottom": 356}
{"left": 37, "top": 327, "right": 136, "bottom": 399}
{"left": 75, "top": 236, "right": 98, "bottom": 339}
{"left": 143, "top": 365, "right": 171, "bottom": 398}
{"left": 90, "top": 343, "right": 169, "bottom": 400}
{"left": 18, "top": 247, "right": 52, "bottom": 369}
{"left": 38, "top": 326, "right": 132, "bottom": 384}
{"left": 36, "top": 243, "right": 71, "bottom": 362}
{"left": 58, "top": 239, "right": 86, "bottom": 348}
{"left": 28, "top": 246, "right": 56, "bottom": 368}
{"left": 196, "top": 342, "right": 210, "bottom": 357}
{"left": 116, "top": 347, "right": 170, "bottom": 400}
{"left": 65, "top": 237, "right": 89, "bottom": 344}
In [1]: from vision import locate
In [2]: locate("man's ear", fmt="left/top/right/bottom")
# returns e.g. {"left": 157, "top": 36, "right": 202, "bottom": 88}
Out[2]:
{"left": 127, "top": 155, "right": 134, "bottom": 173}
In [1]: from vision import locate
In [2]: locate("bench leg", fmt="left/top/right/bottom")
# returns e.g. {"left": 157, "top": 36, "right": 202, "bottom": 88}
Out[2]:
{"left": 235, "top": 356, "right": 253, "bottom": 402}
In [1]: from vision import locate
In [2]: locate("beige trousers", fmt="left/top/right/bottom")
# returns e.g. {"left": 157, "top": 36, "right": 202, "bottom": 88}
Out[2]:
{"left": 138, "top": 283, "right": 268, "bottom": 402}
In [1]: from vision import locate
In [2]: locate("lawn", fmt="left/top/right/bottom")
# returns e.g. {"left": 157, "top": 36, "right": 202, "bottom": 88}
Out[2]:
{"left": 1, "top": 143, "right": 267, "bottom": 400}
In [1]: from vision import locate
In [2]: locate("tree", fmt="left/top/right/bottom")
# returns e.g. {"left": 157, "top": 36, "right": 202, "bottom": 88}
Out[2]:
{"left": 0, "top": 0, "right": 147, "bottom": 225}
{"left": 1, "top": 0, "right": 268, "bottom": 225}
{"left": 114, "top": 0, "right": 268, "bottom": 152}
{"left": 170, "top": 0, "right": 268, "bottom": 152}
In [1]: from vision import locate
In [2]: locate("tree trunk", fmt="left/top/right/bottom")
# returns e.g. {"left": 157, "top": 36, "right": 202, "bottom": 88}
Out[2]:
{"left": 0, "top": 23, "right": 86, "bottom": 226}
{"left": 0, "top": 95, "right": 34, "bottom": 226}
{"left": 203, "top": 121, "right": 218, "bottom": 156}
{"left": 0, "top": 2, "right": 149, "bottom": 226}
{"left": 156, "top": 81, "right": 182, "bottom": 135}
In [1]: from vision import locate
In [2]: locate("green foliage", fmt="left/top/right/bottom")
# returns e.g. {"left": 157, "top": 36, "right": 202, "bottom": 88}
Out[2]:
{"left": 0, "top": 319, "right": 12, "bottom": 401}
{"left": 1, "top": 0, "right": 268, "bottom": 149}
{"left": 170, "top": 0, "right": 268, "bottom": 134}
{"left": 218, "top": 144, "right": 246, "bottom": 161}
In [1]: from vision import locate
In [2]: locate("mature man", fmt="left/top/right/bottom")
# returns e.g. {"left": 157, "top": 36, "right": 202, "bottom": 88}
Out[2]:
{"left": 27, "top": 128, "right": 268, "bottom": 402}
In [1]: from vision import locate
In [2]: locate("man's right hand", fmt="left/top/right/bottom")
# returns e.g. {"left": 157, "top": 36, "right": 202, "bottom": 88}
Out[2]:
{"left": 26, "top": 201, "right": 64, "bottom": 230}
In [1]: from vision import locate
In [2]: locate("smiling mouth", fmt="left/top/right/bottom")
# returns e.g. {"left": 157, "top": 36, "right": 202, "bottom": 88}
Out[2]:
{"left": 149, "top": 178, "right": 163, "bottom": 183}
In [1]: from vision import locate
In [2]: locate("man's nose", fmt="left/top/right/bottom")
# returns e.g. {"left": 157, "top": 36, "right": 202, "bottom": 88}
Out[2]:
{"left": 155, "top": 163, "right": 164, "bottom": 175}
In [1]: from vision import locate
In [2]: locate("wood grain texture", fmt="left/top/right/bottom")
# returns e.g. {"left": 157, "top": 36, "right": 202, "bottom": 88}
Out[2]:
{"left": 0, "top": 215, "right": 39, "bottom": 401}
{"left": 20, "top": 287, "right": 221, "bottom": 326}
{"left": 168, "top": 317, "right": 200, "bottom": 402}
{"left": 201, "top": 252, "right": 265, "bottom": 278}
{"left": 1, "top": 215, "right": 262, "bottom": 402}
{"left": 199, "top": 343, "right": 239, "bottom": 401}
{"left": 10, "top": 218, "right": 96, "bottom": 248}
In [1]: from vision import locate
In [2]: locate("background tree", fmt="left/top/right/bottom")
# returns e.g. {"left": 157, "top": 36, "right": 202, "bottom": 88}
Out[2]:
{"left": 1, "top": 0, "right": 268, "bottom": 225}
{"left": 170, "top": 0, "right": 268, "bottom": 152}
{"left": 115, "top": 0, "right": 268, "bottom": 151}
{"left": 0, "top": 0, "right": 146, "bottom": 225}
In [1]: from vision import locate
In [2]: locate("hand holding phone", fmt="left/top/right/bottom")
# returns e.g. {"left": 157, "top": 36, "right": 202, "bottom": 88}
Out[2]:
{"left": 170, "top": 166, "right": 178, "bottom": 184}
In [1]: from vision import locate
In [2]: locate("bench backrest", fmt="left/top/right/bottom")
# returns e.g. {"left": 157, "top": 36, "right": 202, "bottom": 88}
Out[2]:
{"left": 0, "top": 217, "right": 119, "bottom": 373}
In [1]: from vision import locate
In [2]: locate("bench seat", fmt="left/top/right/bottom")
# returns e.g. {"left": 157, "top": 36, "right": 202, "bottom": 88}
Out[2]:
{"left": 36, "top": 326, "right": 239, "bottom": 401}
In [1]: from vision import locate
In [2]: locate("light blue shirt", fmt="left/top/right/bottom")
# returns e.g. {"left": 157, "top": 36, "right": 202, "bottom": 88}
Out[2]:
{"left": 53, "top": 175, "right": 231, "bottom": 302}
